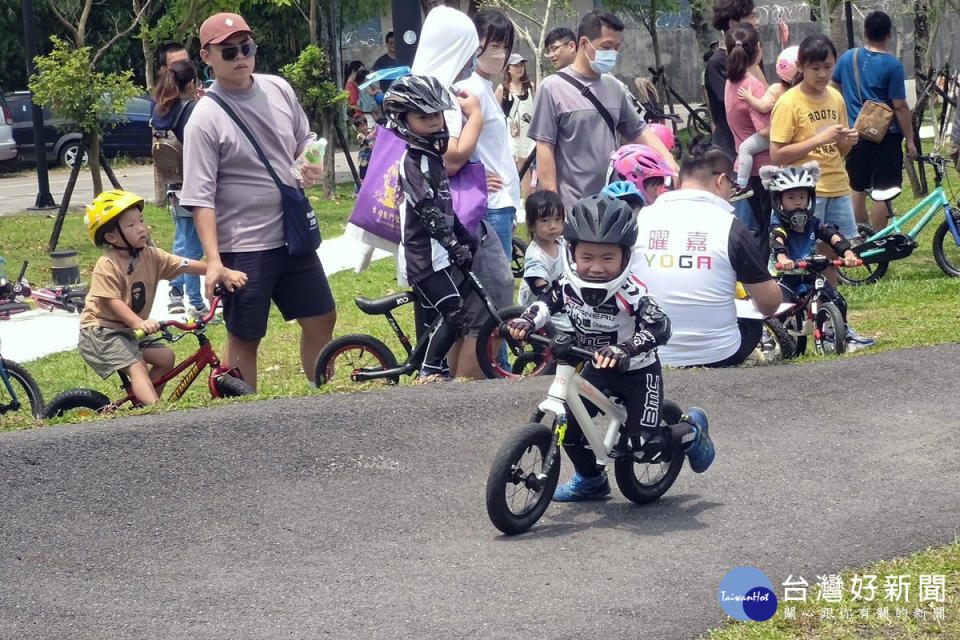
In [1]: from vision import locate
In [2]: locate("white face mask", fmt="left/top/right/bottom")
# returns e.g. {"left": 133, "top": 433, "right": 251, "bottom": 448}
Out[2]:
{"left": 585, "top": 39, "right": 618, "bottom": 74}
{"left": 477, "top": 46, "right": 507, "bottom": 76}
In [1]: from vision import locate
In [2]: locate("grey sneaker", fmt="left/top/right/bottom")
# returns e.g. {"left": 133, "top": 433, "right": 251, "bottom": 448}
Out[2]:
{"left": 188, "top": 304, "right": 222, "bottom": 324}
{"left": 168, "top": 295, "right": 185, "bottom": 314}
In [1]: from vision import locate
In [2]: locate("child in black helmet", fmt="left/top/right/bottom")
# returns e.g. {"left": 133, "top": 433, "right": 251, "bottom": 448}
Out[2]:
{"left": 507, "top": 194, "right": 715, "bottom": 502}
{"left": 385, "top": 74, "right": 476, "bottom": 383}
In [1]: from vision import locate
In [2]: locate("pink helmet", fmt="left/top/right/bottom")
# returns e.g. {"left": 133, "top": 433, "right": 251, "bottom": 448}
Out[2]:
{"left": 648, "top": 122, "right": 675, "bottom": 151}
{"left": 610, "top": 144, "right": 676, "bottom": 193}
{"left": 776, "top": 46, "right": 799, "bottom": 83}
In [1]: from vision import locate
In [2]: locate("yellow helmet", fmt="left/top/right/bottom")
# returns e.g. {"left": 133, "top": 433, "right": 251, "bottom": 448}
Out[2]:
{"left": 84, "top": 190, "right": 145, "bottom": 246}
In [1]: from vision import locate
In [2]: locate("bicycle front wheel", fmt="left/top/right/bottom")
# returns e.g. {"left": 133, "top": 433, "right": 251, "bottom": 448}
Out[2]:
{"left": 510, "top": 236, "right": 527, "bottom": 279}
{"left": 838, "top": 224, "right": 888, "bottom": 286}
{"left": 0, "top": 359, "right": 44, "bottom": 419}
{"left": 815, "top": 303, "right": 846, "bottom": 355}
{"left": 486, "top": 422, "right": 560, "bottom": 535}
{"left": 614, "top": 400, "right": 684, "bottom": 505}
{"left": 932, "top": 220, "right": 960, "bottom": 277}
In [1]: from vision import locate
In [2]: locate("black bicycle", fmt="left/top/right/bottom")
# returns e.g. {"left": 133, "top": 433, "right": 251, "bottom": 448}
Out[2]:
{"left": 314, "top": 268, "right": 552, "bottom": 388}
{"left": 0, "top": 339, "right": 44, "bottom": 421}
{"left": 648, "top": 66, "right": 712, "bottom": 139}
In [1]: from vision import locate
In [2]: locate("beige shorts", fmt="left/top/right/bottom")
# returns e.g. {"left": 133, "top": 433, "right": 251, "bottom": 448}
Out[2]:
{"left": 78, "top": 326, "right": 162, "bottom": 380}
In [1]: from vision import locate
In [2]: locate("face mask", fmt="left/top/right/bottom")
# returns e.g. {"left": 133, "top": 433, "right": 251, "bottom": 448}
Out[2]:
{"left": 477, "top": 46, "right": 507, "bottom": 76}
{"left": 585, "top": 39, "right": 618, "bottom": 74}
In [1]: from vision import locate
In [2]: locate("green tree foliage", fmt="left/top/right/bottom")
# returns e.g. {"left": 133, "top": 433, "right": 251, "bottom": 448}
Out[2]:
{"left": 601, "top": 0, "right": 681, "bottom": 72}
{"left": 29, "top": 36, "right": 141, "bottom": 194}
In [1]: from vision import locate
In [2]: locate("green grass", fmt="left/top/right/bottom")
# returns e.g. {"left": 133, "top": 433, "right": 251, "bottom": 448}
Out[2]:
{"left": 2, "top": 170, "right": 960, "bottom": 431}
{"left": 704, "top": 540, "right": 960, "bottom": 639}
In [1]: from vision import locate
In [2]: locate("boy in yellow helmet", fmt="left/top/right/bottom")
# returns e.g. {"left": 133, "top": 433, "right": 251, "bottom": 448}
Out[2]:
{"left": 79, "top": 190, "right": 247, "bottom": 405}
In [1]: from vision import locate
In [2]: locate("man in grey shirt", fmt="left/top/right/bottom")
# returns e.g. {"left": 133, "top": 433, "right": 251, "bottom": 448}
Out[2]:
{"left": 528, "top": 11, "right": 677, "bottom": 209}
{"left": 180, "top": 12, "right": 336, "bottom": 391}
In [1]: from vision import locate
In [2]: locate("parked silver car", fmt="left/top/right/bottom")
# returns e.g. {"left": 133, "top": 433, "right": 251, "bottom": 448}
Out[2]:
{"left": 0, "top": 93, "right": 17, "bottom": 167}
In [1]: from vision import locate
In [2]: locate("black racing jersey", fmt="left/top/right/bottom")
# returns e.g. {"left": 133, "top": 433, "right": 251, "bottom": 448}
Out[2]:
{"left": 525, "top": 270, "right": 671, "bottom": 371}
{"left": 397, "top": 148, "right": 472, "bottom": 286}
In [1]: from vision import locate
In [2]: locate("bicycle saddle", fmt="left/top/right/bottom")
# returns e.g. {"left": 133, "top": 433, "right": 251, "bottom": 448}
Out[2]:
{"left": 354, "top": 291, "right": 415, "bottom": 315}
{"left": 869, "top": 186, "right": 901, "bottom": 202}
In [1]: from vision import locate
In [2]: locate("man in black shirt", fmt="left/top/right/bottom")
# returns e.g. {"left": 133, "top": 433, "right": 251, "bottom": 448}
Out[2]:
{"left": 704, "top": 0, "right": 760, "bottom": 159}
{"left": 372, "top": 31, "right": 398, "bottom": 92}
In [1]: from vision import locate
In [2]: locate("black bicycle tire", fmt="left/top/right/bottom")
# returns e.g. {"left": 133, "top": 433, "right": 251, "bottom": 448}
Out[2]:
{"left": 614, "top": 400, "right": 685, "bottom": 504}
{"left": 815, "top": 303, "right": 846, "bottom": 355}
{"left": 213, "top": 374, "right": 254, "bottom": 398}
{"left": 760, "top": 318, "right": 798, "bottom": 361}
{"left": 511, "top": 236, "right": 527, "bottom": 279}
{"left": 0, "top": 302, "right": 32, "bottom": 316}
{"left": 486, "top": 422, "right": 560, "bottom": 535}
{"left": 43, "top": 388, "right": 111, "bottom": 420}
{"left": 932, "top": 220, "right": 960, "bottom": 277}
{"left": 475, "top": 305, "right": 555, "bottom": 380}
{"left": 314, "top": 334, "right": 400, "bottom": 388}
{"left": 838, "top": 224, "right": 889, "bottom": 286}
{"left": 0, "top": 358, "right": 44, "bottom": 418}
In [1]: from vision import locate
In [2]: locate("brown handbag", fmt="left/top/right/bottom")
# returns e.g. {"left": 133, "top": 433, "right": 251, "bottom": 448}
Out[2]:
{"left": 852, "top": 48, "right": 894, "bottom": 143}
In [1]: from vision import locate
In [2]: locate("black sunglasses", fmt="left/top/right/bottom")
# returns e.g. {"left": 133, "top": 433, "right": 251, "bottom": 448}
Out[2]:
{"left": 216, "top": 41, "right": 257, "bottom": 61}
{"left": 713, "top": 171, "right": 737, "bottom": 187}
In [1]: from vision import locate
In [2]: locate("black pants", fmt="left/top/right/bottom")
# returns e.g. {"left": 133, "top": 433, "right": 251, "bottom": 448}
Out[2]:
{"left": 414, "top": 269, "right": 462, "bottom": 376}
{"left": 745, "top": 176, "right": 772, "bottom": 261}
{"left": 564, "top": 360, "right": 663, "bottom": 478}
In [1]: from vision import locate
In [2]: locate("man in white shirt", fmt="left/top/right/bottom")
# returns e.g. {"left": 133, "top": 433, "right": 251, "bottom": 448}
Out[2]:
{"left": 632, "top": 146, "right": 781, "bottom": 367}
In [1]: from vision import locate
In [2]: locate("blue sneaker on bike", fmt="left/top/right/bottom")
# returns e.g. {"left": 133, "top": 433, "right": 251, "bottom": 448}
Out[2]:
{"left": 553, "top": 472, "right": 611, "bottom": 502}
{"left": 684, "top": 407, "right": 715, "bottom": 473}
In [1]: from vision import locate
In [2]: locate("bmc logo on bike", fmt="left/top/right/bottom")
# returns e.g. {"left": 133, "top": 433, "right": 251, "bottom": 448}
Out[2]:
{"left": 718, "top": 566, "right": 779, "bottom": 621}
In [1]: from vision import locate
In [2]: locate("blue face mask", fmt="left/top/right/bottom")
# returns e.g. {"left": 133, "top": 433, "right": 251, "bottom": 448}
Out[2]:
{"left": 586, "top": 39, "right": 618, "bottom": 74}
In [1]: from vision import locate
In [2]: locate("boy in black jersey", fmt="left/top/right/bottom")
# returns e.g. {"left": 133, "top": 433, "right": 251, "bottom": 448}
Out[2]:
{"left": 385, "top": 75, "right": 475, "bottom": 383}
{"left": 508, "top": 194, "right": 715, "bottom": 502}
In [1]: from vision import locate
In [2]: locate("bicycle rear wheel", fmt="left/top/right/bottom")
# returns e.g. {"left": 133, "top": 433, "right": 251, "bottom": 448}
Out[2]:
{"left": 759, "top": 318, "right": 797, "bottom": 362}
{"left": 43, "top": 388, "right": 111, "bottom": 420}
{"left": 314, "top": 334, "right": 400, "bottom": 390}
{"left": 0, "top": 359, "right": 44, "bottom": 419}
{"left": 213, "top": 374, "right": 254, "bottom": 398}
{"left": 475, "top": 305, "right": 554, "bottom": 379}
{"left": 838, "top": 224, "right": 889, "bottom": 286}
{"left": 486, "top": 422, "right": 560, "bottom": 535}
{"left": 932, "top": 219, "right": 960, "bottom": 277}
{"left": 614, "top": 400, "right": 685, "bottom": 505}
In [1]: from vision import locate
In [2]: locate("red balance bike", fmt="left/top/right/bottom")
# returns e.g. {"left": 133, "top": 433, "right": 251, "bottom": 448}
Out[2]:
{"left": 44, "top": 290, "right": 251, "bottom": 419}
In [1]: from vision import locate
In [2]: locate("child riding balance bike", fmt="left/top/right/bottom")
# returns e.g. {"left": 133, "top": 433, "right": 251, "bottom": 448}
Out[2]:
{"left": 496, "top": 194, "right": 714, "bottom": 520}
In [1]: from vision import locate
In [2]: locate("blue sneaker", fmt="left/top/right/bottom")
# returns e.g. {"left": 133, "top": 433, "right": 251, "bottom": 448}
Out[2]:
{"left": 845, "top": 326, "right": 876, "bottom": 352}
{"left": 684, "top": 407, "right": 715, "bottom": 473}
{"left": 553, "top": 472, "right": 611, "bottom": 502}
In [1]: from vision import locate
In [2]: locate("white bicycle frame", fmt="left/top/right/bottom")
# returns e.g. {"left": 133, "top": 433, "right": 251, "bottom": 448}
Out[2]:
{"left": 537, "top": 361, "right": 628, "bottom": 467}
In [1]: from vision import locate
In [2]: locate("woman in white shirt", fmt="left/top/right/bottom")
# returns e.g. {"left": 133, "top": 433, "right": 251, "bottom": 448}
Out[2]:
{"left": 496, "top": 53, "right": 536, "bottom": 198}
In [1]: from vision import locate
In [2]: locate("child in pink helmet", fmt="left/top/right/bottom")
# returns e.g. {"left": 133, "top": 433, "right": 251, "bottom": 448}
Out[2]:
{"left": 609, "top": 143, "right": 677, "bottom": 206}
{"left": 734, "top": 45, "right": 801, "bottom": 189}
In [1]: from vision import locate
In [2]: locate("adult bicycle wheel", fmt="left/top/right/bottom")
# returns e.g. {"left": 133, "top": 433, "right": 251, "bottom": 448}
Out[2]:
{"left": 213, "top": 374, "right": 254, "bottom": 398}
{"left": 0, "top": 358, "right": 45, "bottom": 419}
{"left": 759, "top": 318, "right": 797, "bottom": 362}
{"left": 687, "top": 107, "right": 712, "bottom": 138}
{"left": 475, "top": 305, "right": 555, "bottom": 379}
{"left": 314, "top": 334, "right": 400, "bottom": 389}
{"left": 486, "top": 422, "right": 560, "bottom": 535}
{"left": 43, "top": 388, "right": 110, "bottom": 420}
{"left": 614, "top": 400, "right": 685, "bottom": 504}
{"left": 932, "top": 220, "right": 960, "bottom": 277}
{"left": 511, "top": 236, "right": 527, "bottom": 279}
{"left": 838, "top": 224, "right": 889, "bottom": 286}
{"left": 815, "top": 303, "right": 846, "bottom": 355}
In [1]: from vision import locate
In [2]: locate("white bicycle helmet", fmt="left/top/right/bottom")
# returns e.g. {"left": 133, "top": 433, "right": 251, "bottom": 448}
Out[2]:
{"left": 760, "top": 162, "right": 821, "bottom": 229}
{"left": 562, "top": 194, "right": 638, "bottom": 307}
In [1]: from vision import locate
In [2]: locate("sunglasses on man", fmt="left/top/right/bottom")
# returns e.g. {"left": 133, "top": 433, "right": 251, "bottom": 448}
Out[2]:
{"left": 214, "top": 41, "right": 258, "bottom": 61}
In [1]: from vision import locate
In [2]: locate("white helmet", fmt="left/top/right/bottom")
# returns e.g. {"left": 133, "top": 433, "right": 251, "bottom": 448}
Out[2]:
{"left": 562, "top": 194, "right": 637, "bottom": 307}
{"left": 760, "top": 162, "right": 820, "bottom": 229}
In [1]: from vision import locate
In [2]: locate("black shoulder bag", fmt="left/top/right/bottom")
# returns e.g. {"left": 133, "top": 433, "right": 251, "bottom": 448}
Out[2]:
{"left": 206, "top": 92, "right": 321, "bottom": 256}
{"left": 557, "top": 71, "right": 616, "bottom": 135}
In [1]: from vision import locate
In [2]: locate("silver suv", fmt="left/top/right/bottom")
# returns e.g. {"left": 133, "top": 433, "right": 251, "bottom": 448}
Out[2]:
{"left": 0, "top": 93, "right": 17, "bottom": 168}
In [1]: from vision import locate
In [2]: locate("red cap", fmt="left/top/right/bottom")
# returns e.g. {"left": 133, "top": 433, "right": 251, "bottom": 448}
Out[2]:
{"left": 199, "top": 13, "right": 252, "bottom": 48}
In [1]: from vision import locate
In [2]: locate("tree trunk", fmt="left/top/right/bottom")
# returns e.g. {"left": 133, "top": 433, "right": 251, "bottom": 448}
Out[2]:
{"left": 142, "top": 30, "right": 155, "bottom": 91}
{"left": 320, "top": 109, "right": 335, "bottom": 198}
{"left": 309, "top": 0, "right": 319, "bottom": 47}
{"left": 915, "top": 0, "right": 930, "bottom": 76}
{"left": 689, "top": 0, "right": 715, "bottom": 57}
{"left": 88, "top": 130, "right": 103, "bottom": 196}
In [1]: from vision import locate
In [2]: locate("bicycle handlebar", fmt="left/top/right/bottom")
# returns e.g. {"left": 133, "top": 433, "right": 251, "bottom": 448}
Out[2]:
{"left": 499, "top": 324, "right": 631, "bottom": 373}
{"left": 134, "top": 291, "right": 224, "bottom": 339}
{"left": 775, "top": 257, "right": 862, "bottom": 271}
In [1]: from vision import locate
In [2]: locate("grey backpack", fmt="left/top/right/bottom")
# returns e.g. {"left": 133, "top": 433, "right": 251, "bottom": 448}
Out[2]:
{"left": 151, "top": 100, "right": 191, "bottom": 185}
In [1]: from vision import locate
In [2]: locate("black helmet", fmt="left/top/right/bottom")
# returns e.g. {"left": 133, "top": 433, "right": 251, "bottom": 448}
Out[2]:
{"left": 562, "top": 194, "right": 638, "bottom": 307}
{"left": 564, "top": 194, "right": 638, "bottom": 247}
{"left": 384, "top": 75, "right": 453, "bottom": 155}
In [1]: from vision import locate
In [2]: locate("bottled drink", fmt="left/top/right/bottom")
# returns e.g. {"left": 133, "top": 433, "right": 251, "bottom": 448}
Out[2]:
{"left": 290, "top": 136, "right": 328, "bottom": 181}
